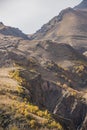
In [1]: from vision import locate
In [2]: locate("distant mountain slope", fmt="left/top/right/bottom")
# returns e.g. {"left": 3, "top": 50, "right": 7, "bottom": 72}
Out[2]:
{"left": 74, "top": 0, "right": 87, "bottom": 9}
{"left": 30, "top": 0, "right": 87, "bottom": 52}
{"left": 0, "top": 22, "right": 29, "bottom": 39}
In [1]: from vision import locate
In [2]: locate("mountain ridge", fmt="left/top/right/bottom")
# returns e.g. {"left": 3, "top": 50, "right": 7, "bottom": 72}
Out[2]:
{"left": 29, "top": 0, "right": 87, "bottom": 55}
{"left": 0, "top": 22, "right": 29, "bottom": 39}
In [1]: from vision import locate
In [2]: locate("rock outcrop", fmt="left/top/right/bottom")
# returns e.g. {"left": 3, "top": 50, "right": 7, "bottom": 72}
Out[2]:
{"left": 15, "top": 68, "right": 87, "bottom": 130}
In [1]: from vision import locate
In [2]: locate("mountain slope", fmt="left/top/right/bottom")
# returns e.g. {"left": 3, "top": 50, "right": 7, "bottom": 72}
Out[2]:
{"left": 0, "top": 31, "right": 87, "bottom": 130}
{"left": 0, "top": 0, "right": 87, "bottom": 130}
{"left": 74, "top": 0, "right": 87, "bottom": 10}
{"left": 0, "top": 22, "right": 29, "bottom": 39}
{"left": 30, "top": 0, "right": 87, "bottom": 52}
{"left": 17, "top": 40, "right": 86, "bottom": 67}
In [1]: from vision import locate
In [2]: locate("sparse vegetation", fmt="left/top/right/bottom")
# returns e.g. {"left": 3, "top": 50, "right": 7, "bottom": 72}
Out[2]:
{"left": 74, "top": 65, "right": 84, "bottom": 74}
{"left": 11, "top": 126, "right": 19, "bottom": 130}
{"left": 7, "top": 68, "right": 64, "bottom": 130}
{"left": 9, "top": 69, "right": 25, "bottom": 84}
{"left": 14, "top": 101, "right": 63, "bottom": 129}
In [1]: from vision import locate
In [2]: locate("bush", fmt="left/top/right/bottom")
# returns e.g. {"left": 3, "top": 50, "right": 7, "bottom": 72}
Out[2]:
{"left": 48, "top": 121, "right": 63, "bottom": 129}
{"left": 29, "top": 119, "right": 37, "bottom": 128}
{"left": 11, "top": 126, "right": 19, "bottom": 130}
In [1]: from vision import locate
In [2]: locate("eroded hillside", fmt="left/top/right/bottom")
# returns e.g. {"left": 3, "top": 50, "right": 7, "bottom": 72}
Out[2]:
{"left": 0, "top": 0, "right": 87, "bottom": 130}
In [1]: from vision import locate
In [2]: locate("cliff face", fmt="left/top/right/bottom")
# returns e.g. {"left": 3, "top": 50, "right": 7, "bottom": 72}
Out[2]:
{"left": 8, "top": 66, "right": 87, "bottom": 130}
